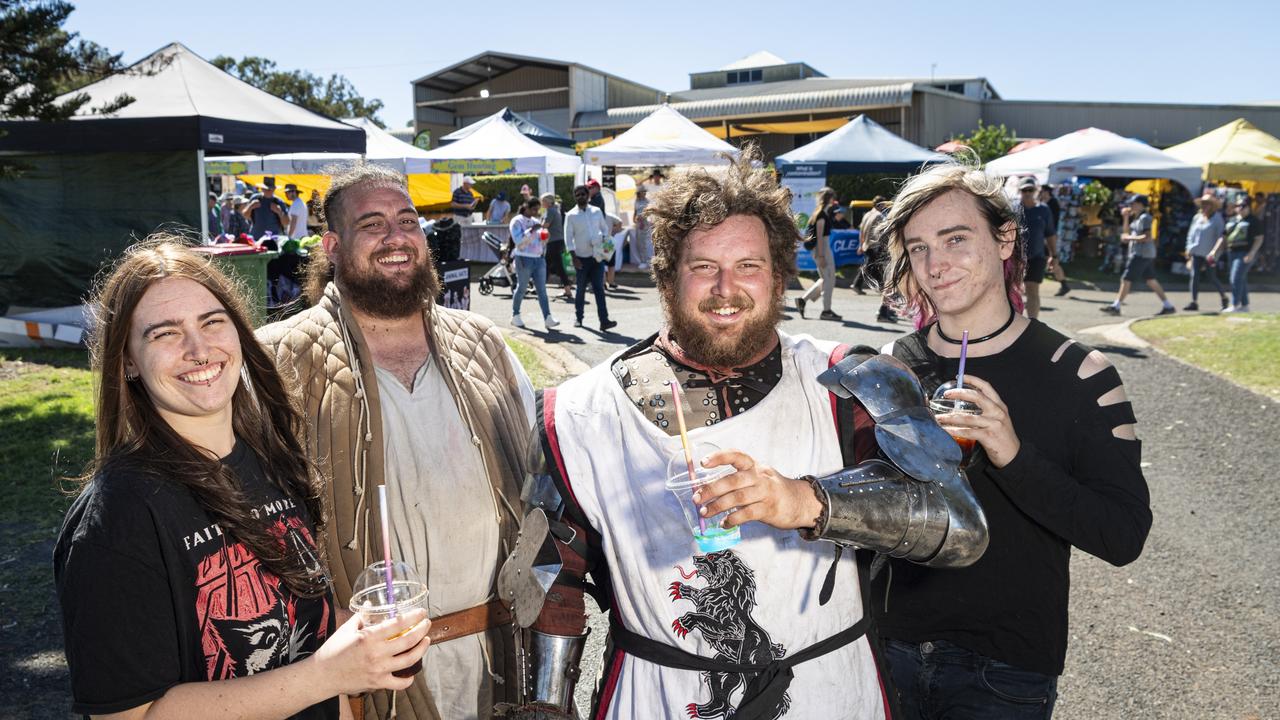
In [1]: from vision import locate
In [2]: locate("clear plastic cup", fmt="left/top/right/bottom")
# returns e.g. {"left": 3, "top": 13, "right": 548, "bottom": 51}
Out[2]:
{"left": 349, "top": 560, "right": 429, "bottom": 678}
{"left": 929, "top": 380, "right": 983, "bottom": 466}
{"left": 665, "top": 442, "right": 740, "bottom": 553}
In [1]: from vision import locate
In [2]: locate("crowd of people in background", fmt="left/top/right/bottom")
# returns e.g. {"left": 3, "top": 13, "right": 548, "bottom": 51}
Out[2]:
{"left": 206, "top": 176, "right": 323, "bottom": 244}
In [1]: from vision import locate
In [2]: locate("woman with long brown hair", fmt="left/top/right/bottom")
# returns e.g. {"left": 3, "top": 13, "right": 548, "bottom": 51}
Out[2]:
{"left": 54, "top": 238, "right": 429, "bottom": 719}
{"left": 795, "top": 186, "right": 842, "bottom": 320}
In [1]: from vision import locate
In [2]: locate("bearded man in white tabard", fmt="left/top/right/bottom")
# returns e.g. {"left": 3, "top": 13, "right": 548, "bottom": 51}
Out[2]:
{"left": 494, "top": 148, "right": 989, "bottom": 720}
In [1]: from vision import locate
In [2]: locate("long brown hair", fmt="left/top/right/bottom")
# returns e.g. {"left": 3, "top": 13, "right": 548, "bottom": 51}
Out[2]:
{"left": 83, "top": 237, "right": 327, "bottom": 597}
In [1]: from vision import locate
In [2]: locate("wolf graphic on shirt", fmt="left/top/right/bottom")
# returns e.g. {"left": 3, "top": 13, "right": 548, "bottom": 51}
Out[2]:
{"left": 668, "top": 550, "right": 790, "bottom": 719}
{"left": 194, "top": 516, "right": 329, "bottom": 679}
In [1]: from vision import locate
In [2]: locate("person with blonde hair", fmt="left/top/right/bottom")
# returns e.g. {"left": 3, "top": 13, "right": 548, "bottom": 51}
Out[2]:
{"left": 1183, "top": 193, "right": 1228, "bottom": 311}
{"left": 55, "top": 238, "right": 430, "bottom": 719}
{"left": 875, "top": 161, "right": 1152, "bottom": 718}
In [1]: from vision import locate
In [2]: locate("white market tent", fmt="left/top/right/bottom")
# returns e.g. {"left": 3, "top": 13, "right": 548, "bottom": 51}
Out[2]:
{"left": 207, "top": 117, "right": 435, "bottom": 175}
{"left": 583, "top": 105, "right": 739, "bottom": 166}
{"left": 421, "top": 117, "right": 581, "bottom": 175}
{"left": 420, "top": 117, "right": 580, "bottom": 197}
{"left": 776, "top": 114, "right": 946, "bottom": 173}
{"left": 985, "top": 127, "right": 1202, "bottom": 194}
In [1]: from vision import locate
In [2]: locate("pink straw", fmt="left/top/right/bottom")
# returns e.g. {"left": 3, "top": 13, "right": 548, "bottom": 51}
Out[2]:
{"left": 957, "top": 330, "right": 969, "bottom": 389}
{"left": 378, "top": 484, "right": 397, "bottom": 619}
{"left": 668, "top": 381, "right": 707, "bottom": 535}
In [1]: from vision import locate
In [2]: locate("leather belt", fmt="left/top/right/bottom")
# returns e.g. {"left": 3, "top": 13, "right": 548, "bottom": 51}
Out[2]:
{"left": 428, "top": 599, "right": 513, "bottom": 644}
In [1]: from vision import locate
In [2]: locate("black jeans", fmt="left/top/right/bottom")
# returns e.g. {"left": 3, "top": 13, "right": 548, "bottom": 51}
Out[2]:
{"left": 884, "top": 639, "right": 1058, "bottom": 720}
{"left": 545, "top": 240, "right": 571, "bottom": 287}
{"left": 574, "top": 255, "right": 609, "bottom": 324}
{"left": 1187, "top": 255, "right": 1225, "bottom": 303}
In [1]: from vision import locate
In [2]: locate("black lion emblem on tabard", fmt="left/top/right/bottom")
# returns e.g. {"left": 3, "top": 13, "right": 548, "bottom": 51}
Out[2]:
{"left": 669, "top": 550, "right": 789, "bottom": 719}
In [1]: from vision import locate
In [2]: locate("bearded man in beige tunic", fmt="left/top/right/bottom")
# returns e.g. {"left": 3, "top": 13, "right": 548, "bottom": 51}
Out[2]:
{"left": 259, "top": 163, "right": 534, "bottom": 720}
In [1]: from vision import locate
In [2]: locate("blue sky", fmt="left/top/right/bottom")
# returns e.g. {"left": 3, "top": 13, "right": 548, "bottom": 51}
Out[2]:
{"left": 69, "top": 0, "right": 1279, "bottom": 129}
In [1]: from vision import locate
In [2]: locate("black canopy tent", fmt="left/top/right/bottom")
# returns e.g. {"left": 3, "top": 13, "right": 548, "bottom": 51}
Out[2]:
{"left": 0, "top": 43, "right": 365, "bottom": 310}
{"left": 0, "top": 42, "right": 365, "bottom": 155}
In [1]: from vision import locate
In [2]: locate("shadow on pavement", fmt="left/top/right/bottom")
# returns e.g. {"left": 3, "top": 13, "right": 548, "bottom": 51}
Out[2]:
{"left": 1091, "top": 343, "right": 1150, "bottom": 359}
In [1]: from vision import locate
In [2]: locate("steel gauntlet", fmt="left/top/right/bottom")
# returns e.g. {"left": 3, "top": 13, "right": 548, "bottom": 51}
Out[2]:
{"left": 811, "top": 351, "right": 989, "bottom": 567}
{"left": 807, "top": 460, "right": 987, "bottom": 566}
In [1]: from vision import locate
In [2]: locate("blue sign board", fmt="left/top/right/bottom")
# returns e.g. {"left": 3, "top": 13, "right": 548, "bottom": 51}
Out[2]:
{"left": 796, "top": 229, "right": 864, "bottom": 271}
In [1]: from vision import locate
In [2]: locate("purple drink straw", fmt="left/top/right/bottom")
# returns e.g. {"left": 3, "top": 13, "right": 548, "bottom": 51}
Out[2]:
{"left": 956, "top": 330, "right": 969, "bottom": 389}
{"left": 378, "top": 484, "right": 397, "bottom": 619}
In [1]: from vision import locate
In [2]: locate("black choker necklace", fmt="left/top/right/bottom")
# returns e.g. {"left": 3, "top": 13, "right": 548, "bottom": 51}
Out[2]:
{"left": 936, "top": 303, "right": 1016, "bottom": 345}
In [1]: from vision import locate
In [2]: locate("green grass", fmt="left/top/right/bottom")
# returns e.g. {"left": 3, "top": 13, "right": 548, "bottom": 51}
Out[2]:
{"left": 0, "top": 349, "right": 95, "bottom": 636}
{"left": 505, "top": 336, "right": 556, "bottom": 389}
{"left": 0, "top": 349, "right": 95, "bottom": 532}
{"left": 1131, "top": 313, "right": 1280, "bottom": 400}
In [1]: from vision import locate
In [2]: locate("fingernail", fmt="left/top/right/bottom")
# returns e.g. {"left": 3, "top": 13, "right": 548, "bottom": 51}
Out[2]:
{"left": 699, "top": 506, "right": 707, "bottom": 516}
{"left": 692, "top": 492, "right": 701, "bottom": 503}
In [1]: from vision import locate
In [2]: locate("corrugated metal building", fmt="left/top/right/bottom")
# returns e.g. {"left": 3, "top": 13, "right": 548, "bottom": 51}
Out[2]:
{"left": 411, "top": 51, "right": 661, "bottom": 148}
{"left": 414, "top": 51, "right": 1280, "bottom": 159}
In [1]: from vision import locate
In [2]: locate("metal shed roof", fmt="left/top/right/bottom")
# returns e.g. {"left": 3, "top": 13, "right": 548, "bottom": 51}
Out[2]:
{"left": 575, "top": 82, "right": 915, "bottom": 130}
{"left": 412, "top": 51, "right": 661, "bottom": 95}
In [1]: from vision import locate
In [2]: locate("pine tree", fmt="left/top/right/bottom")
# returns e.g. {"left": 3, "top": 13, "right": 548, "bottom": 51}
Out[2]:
{"left": 0, "top": 0, "right": 132, "bottom": 177}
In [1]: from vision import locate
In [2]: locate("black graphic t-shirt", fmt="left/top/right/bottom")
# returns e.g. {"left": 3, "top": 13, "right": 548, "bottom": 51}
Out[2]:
{"left": 54, "top": 440, "right": 337, "bottom": 718}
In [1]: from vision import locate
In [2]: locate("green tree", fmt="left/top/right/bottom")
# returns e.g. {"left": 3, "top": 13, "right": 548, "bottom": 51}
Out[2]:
{"left": 948, "top": 120, "right": 1019, "bottom": 164}
{"left": 0, "top": 0, "right": 133, "bottom": 177}
{"left": 212, "top": 55, "right": 384, "bottom": 126}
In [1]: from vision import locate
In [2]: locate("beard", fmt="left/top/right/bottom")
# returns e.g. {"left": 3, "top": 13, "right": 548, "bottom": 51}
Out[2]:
{"left": 337, "top": 246, "right": 440, "bottom": 320}
{"left": 662, "top": 284, "right": 784, "bottom": 368}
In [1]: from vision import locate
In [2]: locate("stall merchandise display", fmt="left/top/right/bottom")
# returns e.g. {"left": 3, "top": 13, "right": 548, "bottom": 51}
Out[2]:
{"left": 1054, "top": 183, "right": 1084, "bottom": 265}
{"left": 1261, "top": 194, "right": 1279, "bottom": 273}
{"left": 1153, "top": 186, "right": 1195, "bottom": 264}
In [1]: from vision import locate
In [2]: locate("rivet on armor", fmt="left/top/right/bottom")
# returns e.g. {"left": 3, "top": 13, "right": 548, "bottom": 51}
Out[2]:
{"left": 660, "top": 420, "right": 669, "bottom": 428}
{"left": 702, "top": 399, "right": 710, "bottom": 406}
{"left": 656, "top": 412, "right": 664, "bottom": 420}
{"left": 705, "top": 420, "right": 713, "bottom": 426}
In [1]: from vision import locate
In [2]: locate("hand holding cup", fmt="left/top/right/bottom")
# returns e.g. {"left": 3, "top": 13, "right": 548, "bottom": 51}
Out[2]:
{"left": 692, "top": 450, "right": 823, "bottom": 531}
{"left": 311, "top": 607, "right": 431, "bottom": 695}
{"left": 931, "top": 375, "right": 1020, "bottom": 468}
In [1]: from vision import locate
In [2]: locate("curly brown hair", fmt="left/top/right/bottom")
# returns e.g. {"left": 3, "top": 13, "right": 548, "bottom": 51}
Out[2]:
{"left": 644, "top": 144, "right": 798, "bottom": 295}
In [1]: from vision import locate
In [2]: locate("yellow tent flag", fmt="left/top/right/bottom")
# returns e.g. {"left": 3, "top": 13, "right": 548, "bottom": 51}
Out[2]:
{"left": 1164, "top": 119, "right": 1280, "bottom": 183}
{"left": 238, "top": 173, "right": 455, "bottom": 209}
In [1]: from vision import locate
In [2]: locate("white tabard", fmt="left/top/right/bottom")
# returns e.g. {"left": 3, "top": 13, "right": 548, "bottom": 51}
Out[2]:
{"left": 552, "top": 331, "right": 887, "bottom": 720}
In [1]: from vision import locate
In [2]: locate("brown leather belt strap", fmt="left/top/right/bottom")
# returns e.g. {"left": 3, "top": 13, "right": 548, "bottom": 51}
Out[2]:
{"left": 428, "top": 599, "right": 513, "bottom": 645}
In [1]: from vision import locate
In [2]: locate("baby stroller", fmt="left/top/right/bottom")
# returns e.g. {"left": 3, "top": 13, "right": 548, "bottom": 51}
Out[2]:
{"left": 475, "top": 231, "right": 538, "bottom": 298}
{"left": 477, "top": 231, "right": 516, "bottom": 296}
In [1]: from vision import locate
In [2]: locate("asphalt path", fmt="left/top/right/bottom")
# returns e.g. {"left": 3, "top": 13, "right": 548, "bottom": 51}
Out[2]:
{"left": 473, "top": 270, "right": 1280, "bottom": 719}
